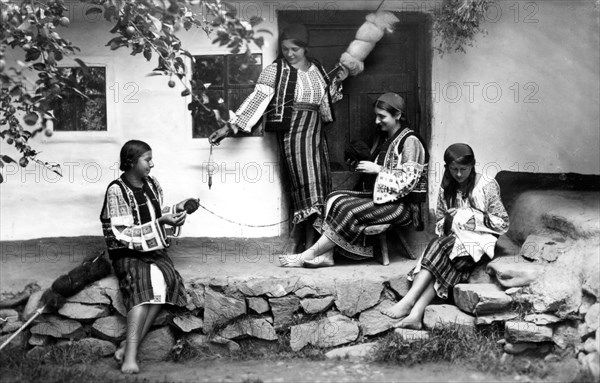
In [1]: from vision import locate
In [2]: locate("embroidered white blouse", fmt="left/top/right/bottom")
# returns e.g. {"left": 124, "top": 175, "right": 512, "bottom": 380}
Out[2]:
{"left": 229, "top": 62, "right": 341, "bottom": 133}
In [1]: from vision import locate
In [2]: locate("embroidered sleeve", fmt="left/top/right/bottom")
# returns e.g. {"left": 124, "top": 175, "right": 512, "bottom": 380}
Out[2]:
{"left": 229, "top": 63, "right": 277, "bottom": 133}
{"left": 435, "top": 187, "right": 449, "bottom": 236}
{"left": 481, "top": 178, "right": 510, "bottom": 234}
{"left": 151, "top": 176, "right": 181, "bottom": 237}
{"left": 105, "top": 184, "right": 169, "bottom": 252}
{"left": 373, "top": 136, "right": 426, "bottom": 204}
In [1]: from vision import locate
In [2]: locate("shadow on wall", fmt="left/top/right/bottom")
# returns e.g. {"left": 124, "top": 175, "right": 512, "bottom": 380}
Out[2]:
{"left": 495, "top": 171, "right": 600, "bottom": 213}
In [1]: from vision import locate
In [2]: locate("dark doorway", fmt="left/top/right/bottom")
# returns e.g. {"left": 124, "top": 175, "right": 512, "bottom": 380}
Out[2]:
{"left": 278, "top": 10, "right": 432, "bottom": 190}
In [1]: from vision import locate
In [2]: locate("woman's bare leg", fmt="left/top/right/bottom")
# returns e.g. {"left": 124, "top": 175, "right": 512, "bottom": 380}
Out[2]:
{"left": 304, "top": 216, "right": 318, "bottom": 250}
{"left": 121, "top": 304, "right": 149, "bottom": 374}
{"left": 381, "top": 269, "right": 434, "bottom": 318}
{"left": 279, "top": 234, "right": 336, "bottom": 267}
{"left": 395, "top": 281, "right": 437, "bottom": 330}
{"left": 115, "top": 305, "right": 162, "bottom": 364}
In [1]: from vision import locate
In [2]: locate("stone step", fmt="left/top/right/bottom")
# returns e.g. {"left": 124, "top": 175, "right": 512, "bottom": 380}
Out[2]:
{"left": 453, "top": 283, "right": 512, "bottom": 315}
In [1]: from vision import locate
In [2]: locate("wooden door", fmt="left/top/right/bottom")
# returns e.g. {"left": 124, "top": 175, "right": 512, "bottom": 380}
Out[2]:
{"left": 278, "top": 11, "right": 431, "bottom": 190}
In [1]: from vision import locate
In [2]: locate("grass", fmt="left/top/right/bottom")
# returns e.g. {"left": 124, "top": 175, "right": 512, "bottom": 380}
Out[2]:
{"left": 0, "top": 346, "right": 107, "bottom": 383}
{"left": 371, "top": 323, "right": 570, "bottom": 380}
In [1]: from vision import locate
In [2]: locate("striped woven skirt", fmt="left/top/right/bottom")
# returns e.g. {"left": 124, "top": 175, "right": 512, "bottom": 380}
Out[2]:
{"left": 278, "top": 103, "right": 331, "bottom": 224}
{"left": 112, "top": 249, "right": 187, "bottom": 312}
{"left": 409, "top": 235, "right": 478, "bottom": 299}
{"left": 317, "top": 190, "right": 413, "bottom": 259}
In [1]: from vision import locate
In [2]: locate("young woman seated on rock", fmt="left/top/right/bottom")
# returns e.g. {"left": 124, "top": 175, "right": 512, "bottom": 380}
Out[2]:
{"left": 381, "top": 143, "right": 509, "bottom": 329}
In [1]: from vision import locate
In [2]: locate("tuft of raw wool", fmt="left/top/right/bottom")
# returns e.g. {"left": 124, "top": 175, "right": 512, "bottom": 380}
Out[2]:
{"left": 340, "top": 53, "right": 364, "bottom": 77}
{"left": 339, "top": 11, "right": 399, "bottom": 77}
{"left": 355, "top": 21, "right": 385, "bottom": 43}
{"left": 346, "top": 40, "right": 377, "bottom": 62}
{"left": 366, "top": 11, "right": 399, "bottom": 33}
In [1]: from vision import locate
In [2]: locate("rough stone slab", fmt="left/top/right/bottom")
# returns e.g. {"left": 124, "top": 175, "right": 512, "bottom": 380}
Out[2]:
{"left": 22, "top": 290, "right": 52, "bottom": 319}
{"left": 28, "top": 333, "right": 51, "bottom": 346}
{"left": 580, "top": 352, "right": 600, "bottom": 382}
{"left": 582, "top": 248, "right": 600, "bottom": 299}
{"left": 512, "top": 265, "right": 582, "bottom": 318}
{"left": 583, "top": 337, "right": 598, "bottom": 354}
{"left": 58, "top": 302, "right": 110, "bottom": 320}
{"left": 325, "top": 342, "right": 378, "bottom": 360}
{"left": 219, "top": 316, "right": 277, "bottom": 341}
{"left": 0, "top": 309, "right": 19, "bottom": 320}
{"left": 294, "top": 276, "right": 335, "bottom": 298}
{"left": 138, "top": 326, "right": 175, "bottom": 362}
{"left": 358, "top": 300, "right": 402, "bottom": 336}
{"left": 334, "top": 279, "right": 384, "bottom": 317}
{"left": 523, "top": 313, "right": 562, "bottom": 325}
{"left": 247, "top": 297, "right": 270, "bottom": 314}
{"left": 467, "top": 263, "right": 494, "bottom": 284}
{"left": 185, "top": 283, "right": 205, "bottom": 310}
{"left": 290, "top": 315, "right": 359, "bottom": 351}
{"left": 153, "top": 309, "right": 172, "bottom": 326}
{"left": 237, "top": 277, "right": 299, "bottom": 298}
{"left": 585, "top": 304, "right": 599, "bottom": 332}
{"left": 269, "top": 295, "right": 301, "bottom": 330}
{"left": 30, "top": 315, "right": 84, "bottom": 339}
{"left": 1, "top": 320, "right": 23, "bottom": 334}
{"left": 453, "top": 283, "right": 512, "bottom": 315}
{"left": 505, "top": 321, "right": 553, "bottom": 343}
{"left": 394, "top": 328, "right": 430, "bottom": 344}
{"left": 475, "top": 312, "right": 518, "bottom": 325}
{"left": 203, "top": 287, "right": 246, "bottom": 331}
{"left": 388, "top": 274, "right": 410, "bottom": 297}
{"left": 520, "top": 234, "right": 568, "bottom": 263}
{"left": 92, "top": 315, "right": 127, "bottom": 342}
{"left": 579, "top": 294, "right": 595, "bottom": 315}
{"left": 301, "top": 297, "right": 334, "bottom": 314}
{"left": 74, "top": 338, "right": 116, "bottom": 357}
{"left": 95, "top": 276, "right": 127, "bottom": 317}
{"left": 210, "top": 335, "right": 241, "bottom": 353}
{"left": 504, "top": 342, "right": 551, "bottom": 355}
{"left": 173, "top": 313, "right": 204, "bottom": 333}
{"left": 184, "top": 333, "right": 208, "bottom": 349}
{"left": 552, "top": 321, "right": 581, "bottom": 349}
{"left": 65, "top": 284, "right": 111, "bottom": 305}
{"left": 486, "top": 261, "right": 545, "bottom": 288}
{"left": 423, "top": 305, "right": 476, "bottom": 332}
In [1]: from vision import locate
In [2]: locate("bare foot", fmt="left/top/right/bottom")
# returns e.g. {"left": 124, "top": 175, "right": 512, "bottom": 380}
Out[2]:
{"left": 303, "top": 250, "right": 334, "bottom": 268}
{"left": 393, "top": 312, "right": 423, "bottom": 330}
{"left": 380, "top": 300, "right": 413, "bottom": 319}
{"left": 278, "top": 253, "right": 308, "bottom": 267}
{"left": 121, "top": 359, "right": 139, "bottom": 374}
{"left": 114, "top": 340, "right": 125, "bottom": 363}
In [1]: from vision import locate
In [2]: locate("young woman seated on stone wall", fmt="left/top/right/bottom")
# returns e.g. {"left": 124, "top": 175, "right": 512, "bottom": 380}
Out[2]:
{"left": 279, "top": 92, "right": 429, "bottom": 268}
{"left": 100, "top": 140, "right": 197, "bottom": 374}
{"left": 381, "top": 143, "right": 509, "bottom": 329}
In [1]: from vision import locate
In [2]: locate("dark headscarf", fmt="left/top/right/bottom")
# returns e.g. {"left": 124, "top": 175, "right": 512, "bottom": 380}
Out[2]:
{"left": 280, "top": 24, "right": 309, "bottom": 47}
{"left": 441, "top": 143, "right": 476, "bottom": 208}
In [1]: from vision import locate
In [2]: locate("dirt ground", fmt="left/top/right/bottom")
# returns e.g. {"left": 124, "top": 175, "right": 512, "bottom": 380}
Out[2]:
{"left": 84, "top": 357, "right": 522, "bottom": 383}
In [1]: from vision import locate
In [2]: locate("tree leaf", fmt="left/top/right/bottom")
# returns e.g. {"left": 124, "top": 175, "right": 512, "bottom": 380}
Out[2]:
{"left": 74, "top": 58, "right": 90, "bottom": 77}
{"left": 249, "top": 16, "right": 262, "bottom": 27}
{"left": 1, "top": 155, "right": 15, "bottom": 164}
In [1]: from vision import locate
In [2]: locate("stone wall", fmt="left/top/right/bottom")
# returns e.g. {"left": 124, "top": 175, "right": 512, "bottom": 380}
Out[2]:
{"left": 0, "top": 188, "right": 598, "bottom": 381}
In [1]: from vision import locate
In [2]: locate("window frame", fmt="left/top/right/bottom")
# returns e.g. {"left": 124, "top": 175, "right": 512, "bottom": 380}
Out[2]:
{"left": 41, "top": 57, "right": 117, "bottom": 144}
{"left": 190, "top": 52, "right": 264, "bottom": 139}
